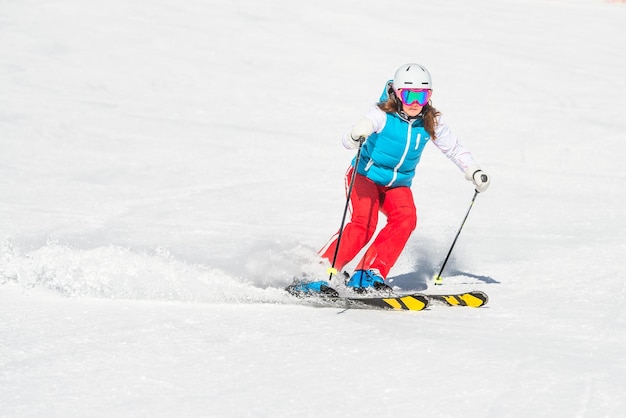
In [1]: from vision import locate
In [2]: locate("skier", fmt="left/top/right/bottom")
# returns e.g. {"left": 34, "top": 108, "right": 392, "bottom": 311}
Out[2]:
{"left": 296, "top": 63, "right": 490, "bottom": 294}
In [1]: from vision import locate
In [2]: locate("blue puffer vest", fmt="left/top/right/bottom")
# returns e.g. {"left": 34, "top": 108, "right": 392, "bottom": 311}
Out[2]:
{"left": 352, "top": 82, "right": 431, "bottom": 188}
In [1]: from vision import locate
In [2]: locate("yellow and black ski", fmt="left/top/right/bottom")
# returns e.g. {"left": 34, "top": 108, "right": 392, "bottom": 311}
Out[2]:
{"left": 342, "top": 291, "right": 488, "bottom": 310}
{"left": 344, "top": 294, "right": 430, "bottom": 311}
{"left": 425, "top": 291, "right": 489, "bottom": 308}
{"left": 286, "top": 283, "right": 488, "bottom": 311}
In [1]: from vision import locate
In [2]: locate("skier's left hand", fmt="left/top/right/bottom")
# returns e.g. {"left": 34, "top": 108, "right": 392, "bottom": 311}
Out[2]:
{"left": 465, "top": 166, "right": 490, "bottom": 193}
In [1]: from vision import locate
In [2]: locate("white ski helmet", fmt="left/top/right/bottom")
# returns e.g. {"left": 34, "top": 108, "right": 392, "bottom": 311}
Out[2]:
{"left": 392, "top": 63, "right": 432, "bottom": 90}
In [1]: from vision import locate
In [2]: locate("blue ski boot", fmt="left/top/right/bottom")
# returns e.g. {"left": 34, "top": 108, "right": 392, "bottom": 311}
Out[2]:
{"left": 346, "top": 269, "right": 392, "bottom": 294}
{"left": 286, "top": 280, "right": 339, "bottom": 297}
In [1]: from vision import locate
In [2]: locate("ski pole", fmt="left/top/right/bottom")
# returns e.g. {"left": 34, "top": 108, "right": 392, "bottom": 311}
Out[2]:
{"left": 327, "top": 139, "right": 365, "bottom": 282}
{"left": 434, "top": 189, "right": 479, "bottom": 285}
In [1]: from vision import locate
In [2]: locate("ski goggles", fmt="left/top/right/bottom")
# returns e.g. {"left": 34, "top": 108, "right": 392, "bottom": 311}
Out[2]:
{"left": 397, "top": 88, "right": 432, "bottom": 106}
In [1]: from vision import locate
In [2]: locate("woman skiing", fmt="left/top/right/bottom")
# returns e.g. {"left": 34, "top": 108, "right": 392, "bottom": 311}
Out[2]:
{"left": 294, "top": 63, "right": 490, "bottom": 294}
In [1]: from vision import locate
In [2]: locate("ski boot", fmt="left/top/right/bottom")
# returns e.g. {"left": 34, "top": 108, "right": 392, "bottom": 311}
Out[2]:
{"left": 345, "top": 269, "right": 393, "bottom": 294}
{"left": 286, "top": 280, "right": 339, "bottom": 298}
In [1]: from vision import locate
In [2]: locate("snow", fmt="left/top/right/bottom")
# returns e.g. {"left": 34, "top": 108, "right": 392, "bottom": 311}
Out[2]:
{"left": 1, "top": 0, "right": 626, "bottom": 416}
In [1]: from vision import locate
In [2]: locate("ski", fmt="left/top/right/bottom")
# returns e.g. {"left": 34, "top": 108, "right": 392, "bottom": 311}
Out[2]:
{"left": 344, "top": 293, "right": 430, "bottom": 311}
{"left": 286, "top": 284, "right": 488, "bottom": 311}
{"left": 290, "top": 292, "right": 430, "bottom": 311}
{"left": 424, "top": 291, "right": 489, "bottom": 308}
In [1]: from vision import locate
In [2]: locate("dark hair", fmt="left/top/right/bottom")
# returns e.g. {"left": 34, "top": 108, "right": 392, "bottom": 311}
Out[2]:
{"left": 377, "top": 88, "right": 441, "bottom": 140}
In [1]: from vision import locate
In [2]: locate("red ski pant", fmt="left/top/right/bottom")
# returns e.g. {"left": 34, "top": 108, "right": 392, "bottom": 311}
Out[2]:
{"left": 319, "top": 169, "right": 417, "bottom": 279}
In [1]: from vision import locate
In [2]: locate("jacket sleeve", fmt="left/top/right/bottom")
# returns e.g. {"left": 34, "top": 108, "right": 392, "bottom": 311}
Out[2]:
{"left": 341, "top": 106, "right": 387, "bottom": 149}
{"left": 432, "top": 116, "right": 478, "bottom": 172}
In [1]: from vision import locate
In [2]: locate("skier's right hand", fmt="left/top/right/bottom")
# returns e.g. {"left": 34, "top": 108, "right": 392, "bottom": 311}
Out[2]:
{"left": 345, "top": 118, "right": 374, "bottom": 149}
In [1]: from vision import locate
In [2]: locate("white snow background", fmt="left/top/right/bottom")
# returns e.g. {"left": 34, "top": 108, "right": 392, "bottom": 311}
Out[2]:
{"left": 2, "top": 0, "right": 626, "bottom": 417}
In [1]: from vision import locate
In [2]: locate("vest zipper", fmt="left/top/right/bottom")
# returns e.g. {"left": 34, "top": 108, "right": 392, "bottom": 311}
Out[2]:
{"left": 385, "top": 123, "right": 412, "bottom": 187}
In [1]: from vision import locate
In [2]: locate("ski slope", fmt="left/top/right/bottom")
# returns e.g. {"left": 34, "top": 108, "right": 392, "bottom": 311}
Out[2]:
{"left": 1, "top": 0, "right": 625, "bottom": 416}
